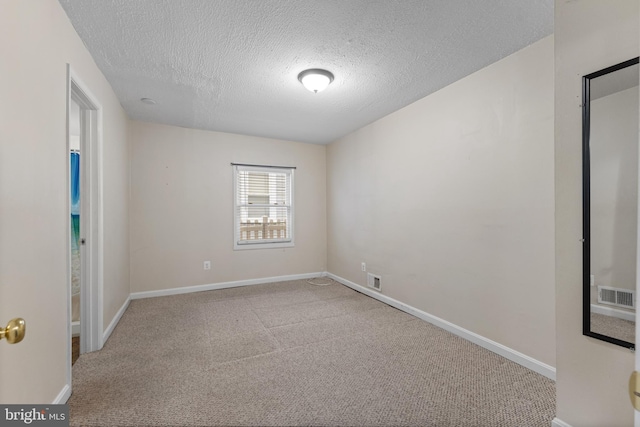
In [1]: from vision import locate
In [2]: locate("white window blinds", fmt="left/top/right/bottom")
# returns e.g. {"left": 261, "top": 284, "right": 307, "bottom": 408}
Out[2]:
{"left": 233, "top": 165, "right": 294, "bottom": 248}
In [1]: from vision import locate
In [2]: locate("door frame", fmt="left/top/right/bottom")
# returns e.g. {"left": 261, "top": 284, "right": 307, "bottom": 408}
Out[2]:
{"left": 636, "top": 13, "right": 640, "bottom": 424}
{"left": 65, "top": 65, "right": 104, "bottom": 383}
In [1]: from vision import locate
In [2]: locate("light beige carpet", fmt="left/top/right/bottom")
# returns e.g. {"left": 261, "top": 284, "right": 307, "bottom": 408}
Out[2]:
{"left": 70, "top": 279, "right": 555, "bottom": 426}
{"left": 591, "top": 312, "right": 635, "bottom": 344}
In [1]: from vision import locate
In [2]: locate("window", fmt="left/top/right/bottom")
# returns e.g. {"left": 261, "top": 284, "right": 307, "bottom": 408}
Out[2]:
{"left": 233, "top": 164, "right": 294, "bottom": 249}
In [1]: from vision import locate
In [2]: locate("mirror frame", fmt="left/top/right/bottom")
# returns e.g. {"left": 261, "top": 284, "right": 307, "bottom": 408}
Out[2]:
{"left": 582, "top": 56, "right": 639, "bottom": 350}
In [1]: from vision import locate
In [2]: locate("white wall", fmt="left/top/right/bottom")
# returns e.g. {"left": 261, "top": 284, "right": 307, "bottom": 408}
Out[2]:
{"left": 129, "top": 121, "right": 327, "bottom": 293}
{"left": 0, "top": 0, "right": 130, "bottom": 403}
{"left": 327, "top": 36, "right": 555, "bottom": 367}
{"left": 555, "top": 1, "right": 638, "bottom": 426}
{"left": 590, "top": 87, "right": 638, "bottom": 295}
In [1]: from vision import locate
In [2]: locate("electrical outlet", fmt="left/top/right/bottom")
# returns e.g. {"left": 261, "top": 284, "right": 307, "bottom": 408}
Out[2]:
{"left": 204, "top": 261, "right": 211, "bottom": 270}
{"left": 361, "top": 262, "right": 366, "bottom": 272}
{"left": 590, "top": 274, "right": 595, "bottom": 287}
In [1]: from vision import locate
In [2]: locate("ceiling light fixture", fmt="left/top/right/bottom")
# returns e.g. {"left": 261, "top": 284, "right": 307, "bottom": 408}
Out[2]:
{"left": 297, "top": 69, "right": 334, "bottom": 93}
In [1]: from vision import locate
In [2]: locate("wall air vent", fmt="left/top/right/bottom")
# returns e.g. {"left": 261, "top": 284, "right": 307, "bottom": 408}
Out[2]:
{"left": 597, "top": 285, "right": 635, "bottom": 309}
{"left": 367, "top": 273, "right": 381, "bottom": 291}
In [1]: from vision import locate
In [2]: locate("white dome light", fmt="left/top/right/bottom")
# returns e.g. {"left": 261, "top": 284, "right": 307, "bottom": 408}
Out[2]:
{"left": 298, "top": 69, "right": 334, "bottom": 93}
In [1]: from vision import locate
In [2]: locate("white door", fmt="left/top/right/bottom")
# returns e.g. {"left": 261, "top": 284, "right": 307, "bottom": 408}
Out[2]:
{"left": 0, "top": 62, "right": 71, "bottom": 404}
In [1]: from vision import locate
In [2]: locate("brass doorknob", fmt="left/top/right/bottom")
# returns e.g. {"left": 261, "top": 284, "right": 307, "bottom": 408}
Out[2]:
{"left": 0, "top": 318, "right": 25, "bottom": 344}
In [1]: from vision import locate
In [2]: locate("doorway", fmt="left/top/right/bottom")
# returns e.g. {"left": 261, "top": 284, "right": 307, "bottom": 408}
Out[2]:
{"left": 66, "top": 66, "right": 104, "bottom": 386}
{"left": 69, "top": 97, "right": 81, "bottom": 364}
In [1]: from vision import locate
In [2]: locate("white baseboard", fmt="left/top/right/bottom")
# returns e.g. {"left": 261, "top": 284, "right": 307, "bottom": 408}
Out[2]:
{"left": 130, "top": 272, "right": 326, "bottom": 300}
{"left": 551, "top": 417, "right": 572, "bottom": 427}
{"left": 327, "top": 272, "right": 556, "bottom": 381}
{"left": 591, "top": 303, "right": 635, "bottom": 322}
{"left": 103, "top": 296, "right": 131, "bottom": 344}
{"left": 53, "top": 384, "right": 71, "bottom": 404}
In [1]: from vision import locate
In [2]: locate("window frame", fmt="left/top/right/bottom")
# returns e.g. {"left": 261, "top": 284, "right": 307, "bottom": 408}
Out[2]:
{"left": 233, "top": 164, "right": 295, "bottom": 250}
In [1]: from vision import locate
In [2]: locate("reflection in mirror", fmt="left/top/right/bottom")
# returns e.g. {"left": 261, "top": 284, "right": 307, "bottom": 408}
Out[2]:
{"left": 583, "top": 58, "right": 639, "bottom": 349}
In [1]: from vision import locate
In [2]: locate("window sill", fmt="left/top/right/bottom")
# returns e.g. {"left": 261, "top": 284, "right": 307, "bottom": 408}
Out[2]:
{"left": 233, "top": 240, "right": 295, "bottom": 251}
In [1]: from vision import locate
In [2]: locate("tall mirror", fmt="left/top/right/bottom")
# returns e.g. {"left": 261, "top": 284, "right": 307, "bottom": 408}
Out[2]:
{"left": 583, "top": 57, "right": 639, "bottom": 350}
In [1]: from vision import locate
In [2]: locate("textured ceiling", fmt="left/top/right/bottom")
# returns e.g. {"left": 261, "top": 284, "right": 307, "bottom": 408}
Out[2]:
{"left": 59, "top": 0, "right": 553, "bottom": 144}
